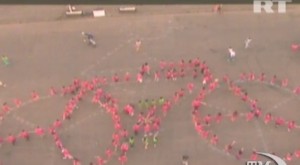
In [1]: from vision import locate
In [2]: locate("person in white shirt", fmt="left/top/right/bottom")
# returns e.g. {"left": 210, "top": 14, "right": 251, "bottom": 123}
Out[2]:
{"left": 245, "top": 37, "right": 252, "bottom": 49}
{"left": 228, "top": 47, "right": 236, "bottom": 61}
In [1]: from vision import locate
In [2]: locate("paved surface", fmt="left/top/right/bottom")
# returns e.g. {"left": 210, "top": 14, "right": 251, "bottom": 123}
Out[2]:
{"left": 0, "top": 5, "right": 300, "bottom": 165}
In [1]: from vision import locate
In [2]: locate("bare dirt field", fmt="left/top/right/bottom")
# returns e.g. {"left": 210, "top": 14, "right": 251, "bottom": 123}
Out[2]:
{"left": 0, "top": 5, "right": 300, "bottom": 165}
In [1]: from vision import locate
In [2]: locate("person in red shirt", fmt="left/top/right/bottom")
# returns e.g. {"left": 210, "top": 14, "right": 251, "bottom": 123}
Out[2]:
{"left": 124, "top": 72, "right": 131, "bottom": 82}
{"left": 281, "top": 78, "right": 288, "bottom": 87}
{"left": 112, "top": 73, "right": 120, "bottom": 83}
{"left": 285, "top": 152, "right": 293, "bottom": 161}
{"left": 293, "top": 86, "right": 300, "bottom": 95}
{"left": 233, "top": 86, "right": 241, "bottom": 96}
{"left": 31, "top": 90, "right": 39, "bottom": 101}
{"left": 264, "top": 113, "right": 272, "bottom": 124}
{"left": 270, "top": 75, "right": 277, "bottom": 85}
{"left": 187, "top": 83, "right": 194, "bottom": 94}
{"left": 215, "top": 112, "right": 222, "bottom": 123}
{"left": 62, "top": 148, "right": 73, "bottom": 159}
{"left": 294, "top": 150, "right": 300, "bottom": 158}
{"left": 13, "top": 98, "right": 22, "bottom": 108}
{"left": 222, "top": 74, "right": 229, "bottom": 84}
{"left": 6, "top": 134, "right": 16, "bottom": 145}
{"left": 231, "top": 111, "right": 238, "bottom": 122}
{"left": 123, "top": 104, "right": 134, "bottom": 117}
{"left": 120, "top": 129, "right": 129, "bottom": 138}
{"left": 120, "top": 142, "right": 129, "bottom": 154}
{"left": 287, "top": 120, "right": 296, "bottom": 132}
{"left": 49, "top": 87, "right": 57, "bottom": 96}
{"left": 55, "top": 139, "right": 63, "bottom": 150}
{"left": 192, "top": 99, "right": 201, "bottom": 110}
{"left": 63, "top": 111, "right": 71, "bottom": 120}
{"left": 246, "top": 112, "right": 254, "bottom": 122}
{"left": 250, "top": 150, "right": 258, "bottom": 160}
{"left": 254, "top": 108, "right": 262, "bottom": 118}
{"left": 159, "top": 60, "right": 166, "bottom": 71}
{"left": 236, "top": 148, "right": 244, "bottom": 160}
{"left": 275, "top": 117, "right": 285, "bottom": 127}
{"left": 136, "top": 73, "right": 143, "bottom": 83}
{"left": 210, "top": 134, "right": 218, "bottom": 145}
{"left": 35, "top": 126, "right": 45, "bottom": 137}
{"left": 118, "top": 154, "right": 127, "bottom": 165}
{"left": 204, "top": 114, "right": 212, "bottom": 125}
{"left": 193, "top": 69, "right": 198, "bottom": 79}
{"left": 259, "top": 73, "right": 265, "bottom": 82}
{"left": 133, "top": 123, "right": 140, "bottom": 136}
{"left": 96, "top": 156, "right": 107, "bottom": 165}
{"left": 105, "top": 148, "right": 113, "bottom": 159}
{"left": 2, "top": 102, "right": 10, "bottom": 113}
{"left": 242, "top": 92, "right": 248, "bottom": 102}
{"left": 201, "top": 130, "right": 210, "bottom": 139}
{"left": 195, "top": 122, "right": 203, "bottom": 134}
{"left": 154, "top": 71, "right": 160, "bottom": 81}
{"left": 53, "top": 119, "right": 62, "bottom": 128}
{"left": 73, "top": 158, "right": 81, "bottom": 165}
{"left": 114, "top": 122, "right": 122, "bottom": 131}
{"left": 239, "top": 73, "right": 247, "bottom": 81}
{"left": 248, "top": 72, "right": 255, "bottom": 81}
{"left": 19, "top": 130, "right": 30, "bottom": 141}
{"left": 144, "top": 124, "right": 151, "bottom": 136}
{"left": 208, "top": 80, "right": 218, "bottom": 92}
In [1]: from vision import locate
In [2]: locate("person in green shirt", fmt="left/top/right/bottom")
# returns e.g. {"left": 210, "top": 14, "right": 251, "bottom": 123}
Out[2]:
{"left": 142, "top": 135, "right": 149, "bottom": 150}
{"left": 129, "top": 136, "right": 135, "bottom": 147}
{"left": 153, "top": 134, "right": 158, "bottom": 148}
{"left": 158, "top": 96, "right": 165, "bottom": 106}
{"left": 1, "top": 56, "right": 10, "bottom": 66}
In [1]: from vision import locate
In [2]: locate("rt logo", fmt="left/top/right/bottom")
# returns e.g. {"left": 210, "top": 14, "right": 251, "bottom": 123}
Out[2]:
{"left": 246, "top": 152, "right": 287, "bottom": 165}
{"left": 253, "top": 0, "right": 292, "bottom": 13}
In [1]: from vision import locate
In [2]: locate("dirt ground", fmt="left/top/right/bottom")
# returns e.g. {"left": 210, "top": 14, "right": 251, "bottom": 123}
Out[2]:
{"left": 0, "top": 5, "right": 300, "bottom": 165}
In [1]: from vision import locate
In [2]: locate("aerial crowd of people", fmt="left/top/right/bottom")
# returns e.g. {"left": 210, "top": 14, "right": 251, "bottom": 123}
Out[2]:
{"left": 1, "top": 55, "right": 300, "bottom": 165}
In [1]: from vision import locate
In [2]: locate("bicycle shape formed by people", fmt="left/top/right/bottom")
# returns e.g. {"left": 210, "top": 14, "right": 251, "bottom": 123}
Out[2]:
{"left": 0, "top": 57, "right": 300, "bottom": 165}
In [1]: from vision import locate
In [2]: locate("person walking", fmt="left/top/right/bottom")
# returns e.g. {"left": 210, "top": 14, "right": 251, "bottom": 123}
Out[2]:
{"left": 228, "top": 47, "right": 236, "bottom": 61}
{"left": 245, "top": 37, "right": 252, "bottom": 49}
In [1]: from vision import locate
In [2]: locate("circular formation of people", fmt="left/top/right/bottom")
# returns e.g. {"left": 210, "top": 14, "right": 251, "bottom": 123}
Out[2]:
{"left": 1, "top": 35, "right": 300, "bottom": 165}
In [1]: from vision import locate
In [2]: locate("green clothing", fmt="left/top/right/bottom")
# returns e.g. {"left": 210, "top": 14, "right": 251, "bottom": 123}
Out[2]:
{"left": 129, "top": 137, "right": 135, "bottom": 147}
{"left": 1, "top": 56, "right": 9, "bottom": 66}
{"left": 153, "top": 136, "right": 158, "bottom": 144}
{"left": 158, "top": 97, "right": 165, "bottom": 106}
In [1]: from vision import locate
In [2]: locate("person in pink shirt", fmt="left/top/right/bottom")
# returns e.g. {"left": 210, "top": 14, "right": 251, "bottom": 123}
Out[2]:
{"left": 19, "top": 130, "right": 30, "bottom": 141}
{"left": 6, "top": 134, "right": 16, "bottom": 145}
{"left": 13, "top": 98, "right": 22, "bottom": 108}
{"left": 35, "top": 126, "right": 45, "bottom": 137}
{"left": 31, "top": 90, "right": 40, "bottom": 101}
